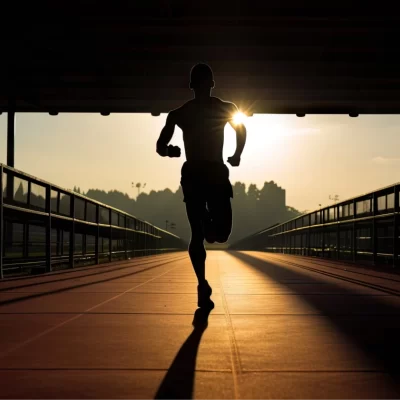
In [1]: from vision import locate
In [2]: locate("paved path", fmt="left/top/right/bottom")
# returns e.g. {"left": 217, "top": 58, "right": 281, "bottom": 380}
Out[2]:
{"left": 0, "top": 251, "right": 400, "bottom": 399}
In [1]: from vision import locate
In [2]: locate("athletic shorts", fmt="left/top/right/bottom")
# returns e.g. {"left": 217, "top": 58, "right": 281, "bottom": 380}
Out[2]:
{"left": 180, "top": 161, "right": 233, "bottom": 203}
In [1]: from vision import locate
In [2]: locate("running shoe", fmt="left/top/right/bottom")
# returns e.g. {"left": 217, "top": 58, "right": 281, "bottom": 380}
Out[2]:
{"left": 197, "top": 280, "right": 214, "bottom": 309}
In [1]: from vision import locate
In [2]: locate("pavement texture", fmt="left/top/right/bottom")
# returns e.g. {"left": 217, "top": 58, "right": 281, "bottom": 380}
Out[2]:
{"left": 0, "top": 250, "right": 400, "bottom": 399}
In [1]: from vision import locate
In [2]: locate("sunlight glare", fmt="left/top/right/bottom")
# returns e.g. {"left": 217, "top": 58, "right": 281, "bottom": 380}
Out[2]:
{"left": 233, "top": 112, "right": 247, "bottom": 125}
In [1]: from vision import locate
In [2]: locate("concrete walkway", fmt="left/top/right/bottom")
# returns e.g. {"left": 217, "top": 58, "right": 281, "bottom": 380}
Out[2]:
{"left": 0, "top": 251, "right": 399, "bottom": 399}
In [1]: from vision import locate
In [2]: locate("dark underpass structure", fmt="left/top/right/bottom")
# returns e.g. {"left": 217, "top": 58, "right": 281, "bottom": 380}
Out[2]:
{"left": 1, "top": 3, "right": 400, "bottom": 399}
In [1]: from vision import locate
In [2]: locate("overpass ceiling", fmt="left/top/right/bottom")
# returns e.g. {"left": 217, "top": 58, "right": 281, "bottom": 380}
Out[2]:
{"left": 2, "top": 2, "right": 400, "bottom": 114}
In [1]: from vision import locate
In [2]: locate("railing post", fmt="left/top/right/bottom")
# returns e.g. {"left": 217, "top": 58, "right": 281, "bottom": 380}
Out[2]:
{"left": 394, "top": 186, "right": 399, "bottom": 268}
{"left": 372, "top": 193, "right": 377, "bottom": 266}
{"left": 124, "top": 217, "right": 128, "bottom": 260}
{"left": 145, "top": 229, "right": 147, "bottom": 256}
{"left": 95, "top": 205, "right": 99, "bottom": 265}
{"left": 83, "top": 201, "right": 87, "bottom": 258}
{"left": 352, "top": 200, "right": 357, "bottom": 263}
{"left": 45, "top": 185, "right": 52, "bottom": 273}
{"left": 335, "top": 207, "right": 339, "bottom": 260}
{"left": 300, "top": 229, "right": 303, "bottom": 255}
{"left": 5, "top": 169, "right": 13, "bottom": 253}
{"left": 0, "top": 165, "right": 3, "bottom": 279}
{"left": 336, "top": 222, "right": 340, "bottom": 260}
{"left": 321, "top": 210, "right": 325, "bottom": 258}
{"left": 69, "top": 194, "right": 75, "bottom": 268}
{"left": 109, "top": 209, "right": 112, "bottom": 262}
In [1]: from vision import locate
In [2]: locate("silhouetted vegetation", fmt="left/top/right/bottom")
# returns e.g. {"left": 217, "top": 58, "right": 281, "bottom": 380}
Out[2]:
{"left": 85, "top": 182, "right": 302, "bottom": 244}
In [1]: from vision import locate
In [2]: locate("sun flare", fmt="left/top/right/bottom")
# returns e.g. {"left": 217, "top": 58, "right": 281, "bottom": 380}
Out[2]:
{"left": 233, "top": 111, "right": 247, "bottom": 125}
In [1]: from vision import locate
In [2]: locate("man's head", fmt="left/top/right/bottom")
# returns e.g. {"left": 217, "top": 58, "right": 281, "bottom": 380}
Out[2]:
{"left": 189, "top": 63, "right": 215, "bottom": 90}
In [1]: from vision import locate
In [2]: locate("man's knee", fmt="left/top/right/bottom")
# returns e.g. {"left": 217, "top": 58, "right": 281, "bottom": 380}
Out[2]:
{"left": 189, "top": 234, "right": 205, "bottom": 249}
{"left": 215, "top": 227, "right": 231, "bottom": 243}
{"left": 216, "top": 234, "right": 230, "bottom": 243}
{"left": 189, "top": 239, "right": 206, "bottom": 262}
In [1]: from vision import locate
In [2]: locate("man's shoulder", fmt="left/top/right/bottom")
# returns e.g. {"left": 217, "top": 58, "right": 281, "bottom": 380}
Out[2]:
{"left": 168, "top": 100, "right": 194, "bottom": 119}
{"left": 212, "top": 97, "right": 237, "bottom": 111}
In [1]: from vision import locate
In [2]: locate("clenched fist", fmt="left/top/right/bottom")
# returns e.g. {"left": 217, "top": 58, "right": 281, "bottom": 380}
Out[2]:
{"left": 168, "top": 145, "right": 181, "bottom": 158}
{"left": 227, "top": 155, "right": 241, "bottom": 167}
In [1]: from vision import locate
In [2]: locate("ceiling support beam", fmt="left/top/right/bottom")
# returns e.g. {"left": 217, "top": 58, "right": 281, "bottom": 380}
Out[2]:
{"left": 7, "top": 98, "right": 15, "bottom": 168}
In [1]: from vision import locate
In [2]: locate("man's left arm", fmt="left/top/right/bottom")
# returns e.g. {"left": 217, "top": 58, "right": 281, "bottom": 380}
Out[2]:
{"left": 227, "top": 103, "right": 247, "bottom": 167}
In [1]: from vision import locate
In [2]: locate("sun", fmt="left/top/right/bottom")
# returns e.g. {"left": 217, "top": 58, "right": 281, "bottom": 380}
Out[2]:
{"left": 233, "top": 111, "right": 247, "bottom": 125}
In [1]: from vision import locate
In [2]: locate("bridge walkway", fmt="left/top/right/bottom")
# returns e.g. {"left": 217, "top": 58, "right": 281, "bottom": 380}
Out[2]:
{"left": 0, "top": 251, "right": 399, "bottom": 399}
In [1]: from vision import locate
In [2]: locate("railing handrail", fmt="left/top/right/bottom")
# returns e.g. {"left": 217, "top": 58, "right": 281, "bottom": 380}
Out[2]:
{"left": 0, "top": 163, "right": 180, "bottom": 239}
{"left": 230, "top": 180, "right": 400, "bottom": 248}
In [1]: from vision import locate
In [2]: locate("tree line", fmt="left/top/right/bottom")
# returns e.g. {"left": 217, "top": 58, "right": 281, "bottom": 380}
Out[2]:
{"left": 82, "top": 182, "right": 301, "bottom": 244}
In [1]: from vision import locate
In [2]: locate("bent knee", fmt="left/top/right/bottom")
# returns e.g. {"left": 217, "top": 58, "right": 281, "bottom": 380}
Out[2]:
{"left": 215, "top": 230, "right": 231, "bottom": 243}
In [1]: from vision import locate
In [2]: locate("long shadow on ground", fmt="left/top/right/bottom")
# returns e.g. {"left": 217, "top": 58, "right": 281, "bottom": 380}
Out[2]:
{"left": 229, "top": 251, "right": 400, "bottom": 381}
{"left": 154, "top": 307, "right": 213, "bottom": 399}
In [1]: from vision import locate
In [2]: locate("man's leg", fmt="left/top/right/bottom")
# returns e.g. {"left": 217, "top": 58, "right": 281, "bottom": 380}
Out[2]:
{"left": 185, "top": 200, "right": 214, "bottom": 308}
{"left": 185, "top": 200, "right": 207, "bottom": 283}
{"left": 207, "top": 197, "right": 232, "bottom": 243}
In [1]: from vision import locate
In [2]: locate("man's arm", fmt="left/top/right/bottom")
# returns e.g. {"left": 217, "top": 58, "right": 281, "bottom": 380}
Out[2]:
{"left": 156, "top": 111, "right": 181, "bottom": 157}
{"left": 227, "top": 103, "right": 247, "bottom": 166}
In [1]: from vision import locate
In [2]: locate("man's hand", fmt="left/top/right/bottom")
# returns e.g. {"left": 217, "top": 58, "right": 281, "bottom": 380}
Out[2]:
{"left": 156, "top": 111, "right": 178, "bottom": 157}
{"left": 227, "top": 155, "right": 241, "bottom": 167}
{"left": 167, "top": 145, "right": 181, "bottom": 158}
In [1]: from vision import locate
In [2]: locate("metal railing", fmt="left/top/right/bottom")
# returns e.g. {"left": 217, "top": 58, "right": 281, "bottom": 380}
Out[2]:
{"left": 0, "top": 164, "right": 187, "bottom": 278}
{"left": 230, "top": 182, "right": 400, "bottom": 268}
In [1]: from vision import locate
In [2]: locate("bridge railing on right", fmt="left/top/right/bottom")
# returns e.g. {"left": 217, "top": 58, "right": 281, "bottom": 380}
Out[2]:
{"left": 230, "top": 183, "right": 400, "bottom": 268}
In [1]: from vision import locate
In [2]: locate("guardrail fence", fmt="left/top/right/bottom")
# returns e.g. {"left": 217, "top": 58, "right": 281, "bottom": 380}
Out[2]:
{"left": 230, "top": 183, "right": 400, "bottom": 268}
{"left": 0, "top": 164, "right": 187, "bottom": 278}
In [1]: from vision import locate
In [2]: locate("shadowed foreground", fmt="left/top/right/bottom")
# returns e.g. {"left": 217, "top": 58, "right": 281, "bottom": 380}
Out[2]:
{"left": 0, "top": 251, "right": 399, "bottom": 399}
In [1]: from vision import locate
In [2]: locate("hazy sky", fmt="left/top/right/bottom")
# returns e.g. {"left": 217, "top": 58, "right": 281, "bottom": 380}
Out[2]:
{"left": 1, "top": 111, "right": 399, "bottom": 212}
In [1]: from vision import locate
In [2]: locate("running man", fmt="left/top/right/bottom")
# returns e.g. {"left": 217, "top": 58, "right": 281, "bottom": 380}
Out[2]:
{"left": 156, "top": 63, "right": 247, "bottom": 308}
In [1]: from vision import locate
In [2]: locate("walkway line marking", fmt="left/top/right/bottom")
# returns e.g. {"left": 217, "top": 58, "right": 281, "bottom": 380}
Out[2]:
{"left": 217, "top": 254, "right": 241, "bottom": 400}
{"left": 0, "top": 257, "right": 187, "bottom": 360}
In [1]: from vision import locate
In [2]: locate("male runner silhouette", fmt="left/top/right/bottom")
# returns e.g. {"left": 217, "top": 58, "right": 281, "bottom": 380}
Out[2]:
{"left": 156, "top": 63, "right": 247, "bottom": 308}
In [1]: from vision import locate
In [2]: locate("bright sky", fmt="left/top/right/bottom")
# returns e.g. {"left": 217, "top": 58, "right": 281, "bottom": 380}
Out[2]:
{"left": 0, "top": 112, "right": 399, "bottom": 212}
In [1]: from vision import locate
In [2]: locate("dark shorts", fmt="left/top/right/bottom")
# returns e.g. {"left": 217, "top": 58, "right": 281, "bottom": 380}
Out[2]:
{"left": 180, "top": 161, "right": 233, "bottom": 203}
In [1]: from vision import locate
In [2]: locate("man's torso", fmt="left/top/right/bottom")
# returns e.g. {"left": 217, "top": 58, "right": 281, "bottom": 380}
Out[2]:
{"left": 172, "top": 97, "right": 235, "bottom": 163}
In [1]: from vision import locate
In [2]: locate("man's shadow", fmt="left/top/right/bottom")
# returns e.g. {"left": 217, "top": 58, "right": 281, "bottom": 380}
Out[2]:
{"left": 154, "top": 306, "right": 213, "bottom": 399}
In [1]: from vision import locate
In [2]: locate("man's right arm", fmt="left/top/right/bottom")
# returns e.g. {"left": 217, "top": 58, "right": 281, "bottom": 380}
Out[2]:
{"left": 156, "top": 111, "right": 180, "bottom": 157}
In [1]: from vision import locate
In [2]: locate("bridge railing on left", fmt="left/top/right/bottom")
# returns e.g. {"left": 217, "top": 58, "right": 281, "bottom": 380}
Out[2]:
{"left": 0, "top": 164, "right": 186, "bottom": 279}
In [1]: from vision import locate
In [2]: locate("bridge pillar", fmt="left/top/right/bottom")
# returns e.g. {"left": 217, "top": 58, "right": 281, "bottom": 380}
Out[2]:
{"left": 7, "top": 98, "right": 15, "bottom": 168}
{"left": 6, "top": 99, "right": 15, "bottom": 219}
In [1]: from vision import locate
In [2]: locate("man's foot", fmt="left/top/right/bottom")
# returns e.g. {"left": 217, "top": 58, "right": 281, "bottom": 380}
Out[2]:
{"left": 197, "top": 280, "right": 214, "bottom": 309}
